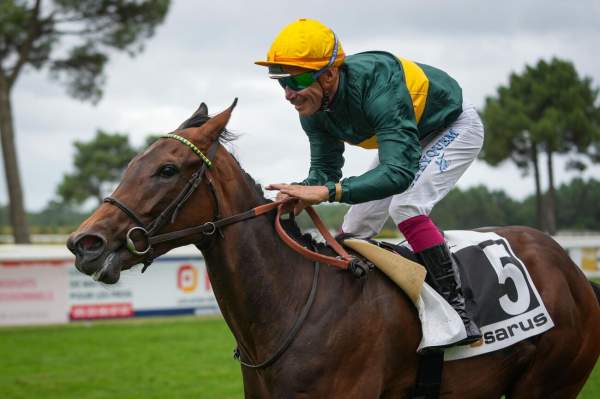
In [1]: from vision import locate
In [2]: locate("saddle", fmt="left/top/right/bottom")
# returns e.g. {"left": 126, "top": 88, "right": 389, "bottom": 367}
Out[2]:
{"left": 342, "top": 238, "right": 426, "bottom": 304}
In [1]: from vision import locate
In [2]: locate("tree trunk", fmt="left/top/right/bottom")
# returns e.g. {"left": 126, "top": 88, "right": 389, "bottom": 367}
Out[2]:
{"left": 545, "top": 149, "right": 557, "bottom": 235}
{"left": 531, "top": 143, "right": 544, "bottom": 231}
{"left": 0, "top": 72, "right": 31, "bottom": 243}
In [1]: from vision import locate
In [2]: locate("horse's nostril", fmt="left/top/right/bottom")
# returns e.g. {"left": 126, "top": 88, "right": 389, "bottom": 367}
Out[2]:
{"left": 76, "top": 234, "right": 106, "bottom": 255}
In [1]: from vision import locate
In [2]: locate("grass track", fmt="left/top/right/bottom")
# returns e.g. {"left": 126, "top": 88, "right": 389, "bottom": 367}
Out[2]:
{"left": 0, "top": 316, "right": 598, "bottom": 398}
{"left": 0, "top": 317, "right": 242, "bottom": 399}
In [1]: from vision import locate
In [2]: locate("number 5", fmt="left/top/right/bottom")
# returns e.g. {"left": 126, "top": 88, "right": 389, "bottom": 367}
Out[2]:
{"left": 485, "top": 242, "right": 531, "bottom": 316}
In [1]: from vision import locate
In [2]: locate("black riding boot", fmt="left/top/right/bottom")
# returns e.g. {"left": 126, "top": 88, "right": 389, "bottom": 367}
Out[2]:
{"left": 418, "top": 243, "right": 482, "bottom": 346}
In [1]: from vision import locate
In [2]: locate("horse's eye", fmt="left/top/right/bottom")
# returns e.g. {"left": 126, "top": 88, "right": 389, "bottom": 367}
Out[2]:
{"left": 157, "top": 164, "right": 179, "bottom": 178}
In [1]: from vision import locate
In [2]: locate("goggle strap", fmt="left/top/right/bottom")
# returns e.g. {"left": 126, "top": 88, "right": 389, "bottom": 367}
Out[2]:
{"left": 313, "top": 32, "right": 339, "bottom": 79}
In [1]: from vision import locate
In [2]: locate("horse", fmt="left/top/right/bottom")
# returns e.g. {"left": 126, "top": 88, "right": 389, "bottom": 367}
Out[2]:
{"left": 67, "top": 101, "right": 600, "bottom": 398}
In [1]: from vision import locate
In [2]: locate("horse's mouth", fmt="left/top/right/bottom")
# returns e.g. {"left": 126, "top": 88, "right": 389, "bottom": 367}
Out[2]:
{"left": 70, "top": 230, "right": 156, "bottom": 284}
{"left": 83, "top": 246, "right": 141, "bottom": 284}
{"left": 91, "top": 251, "right": 122, "bottom": 284}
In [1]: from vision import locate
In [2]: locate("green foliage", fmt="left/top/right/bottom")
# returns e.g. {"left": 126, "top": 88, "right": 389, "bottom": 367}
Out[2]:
{"left": 0, "top": 0, "right": 171, "bottom": 243}
{"left": 556, "top": 178, "right": 600, "bottom": 231}
{"left": 431, "top": 186, "right": 520, "bottom": 229}
{"left": 50, "top": 44, "right": 108, "bottom": 103}
{"left": 295, "top": 203, "right": 350, "bottom": 231}
{"left": 0, "top": 0, "right": 171, "bottom": 98}
{"left": 481, "top": 58, "right": 600, "bottom": 233}
{"left": 27, "top": 200, "right": 89, "bottom": 231}
{"left": 0, "top": 202, "right": 89, "bottom": 235}
{"left": 0, "top": 203, "right": 7, "bottom": 227}
{"left": 482, "top": 58, "right": 600, "bottom": 167}
{"left": 143, "top": 133, "right": 164, "bottom": 149}
{"left": 57, "top": 130, "right": 137, "bottom": 205}
{"left": 0, "top": 1, "right": 55, "bottom": 73}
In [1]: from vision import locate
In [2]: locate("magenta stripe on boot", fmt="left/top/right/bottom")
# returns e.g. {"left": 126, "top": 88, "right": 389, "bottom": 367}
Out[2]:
{"left": 397, "top": 215, "right": 445, "bottom": 253}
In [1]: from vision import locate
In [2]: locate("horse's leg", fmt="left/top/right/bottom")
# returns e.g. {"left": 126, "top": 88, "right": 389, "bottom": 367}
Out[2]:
{"left": 506, "top": 307, "right": 599, "bottom": 399}
{"left": 499, "top": 230, "right": 600, "bottom": 399}
{"left": 435, "top": 345, "right": 530, "bottom": 399}
{"left": 506, "top": 334, "right": 598, "bottom": 399}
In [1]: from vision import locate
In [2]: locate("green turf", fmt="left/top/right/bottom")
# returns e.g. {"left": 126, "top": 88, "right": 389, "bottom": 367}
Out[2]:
{"left": 0, "top": 316, "right": 598, "bottom": 398}
{"left": 0, "top": 317, "right": 243, "bottom": 399}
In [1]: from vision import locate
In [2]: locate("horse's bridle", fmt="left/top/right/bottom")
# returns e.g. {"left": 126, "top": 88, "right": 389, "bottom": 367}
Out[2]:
{"left": 104, "top": 133, "right": 227, "bottom": 270}
{"left": 104, "top": 133, "right": 300, "bottom": 272}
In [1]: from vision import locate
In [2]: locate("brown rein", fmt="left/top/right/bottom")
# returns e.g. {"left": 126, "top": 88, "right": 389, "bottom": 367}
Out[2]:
{"left": 148, "top": 198, "right": 356, "bottom": 270}
{"left": 275, "top": 204, "right": 353, "bottom": 269}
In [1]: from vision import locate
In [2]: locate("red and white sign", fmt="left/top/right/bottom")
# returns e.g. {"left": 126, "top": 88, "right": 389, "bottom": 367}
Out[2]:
{"left": 0, "top": 245, "right": 219, "bottom": 326}
{"left": 0, "top": 259, "right": 70, "bottom": 326}
{"left": 70, "top": 303, "right": 133, "bottom": 319}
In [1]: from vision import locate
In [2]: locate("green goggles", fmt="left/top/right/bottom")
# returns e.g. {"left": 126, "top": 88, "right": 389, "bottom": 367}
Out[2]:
{"left": 271, "top": 32, "right": 340, "bottom": 92}
{"left": 277, "top": 70, "right": 321, "bottom": 91}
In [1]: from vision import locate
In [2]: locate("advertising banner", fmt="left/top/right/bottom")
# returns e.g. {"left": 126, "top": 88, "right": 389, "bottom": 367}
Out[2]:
{"left": 0, "top": 245, "right": 219, "bottom": 326}
{"left": 68, "top": 255, "right": 218, "bottom": 319}
{"left": 0, "top": 260, "right": 70, "bottom": 326}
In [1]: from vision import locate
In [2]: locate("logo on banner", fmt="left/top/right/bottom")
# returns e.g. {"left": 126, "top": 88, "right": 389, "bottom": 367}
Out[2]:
{"left": 177, "top": 265, "right": 198, "bottom": 292}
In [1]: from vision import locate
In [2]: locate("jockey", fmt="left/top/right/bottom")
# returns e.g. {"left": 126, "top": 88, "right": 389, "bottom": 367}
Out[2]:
{"left": 257, "top": 18, "right": 484, "bottom": 346}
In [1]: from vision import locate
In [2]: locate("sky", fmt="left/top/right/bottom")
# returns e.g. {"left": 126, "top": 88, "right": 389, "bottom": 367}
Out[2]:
{"left": 2, "top": 0, "right": 600, "bottom": 211}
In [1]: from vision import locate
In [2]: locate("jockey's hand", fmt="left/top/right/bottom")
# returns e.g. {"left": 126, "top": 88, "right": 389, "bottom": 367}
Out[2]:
{"left": 266, "top": 183, "right": 329, "bottom": 215}
{"left": 273, "top": 191, "right": 298, "bottom": 214}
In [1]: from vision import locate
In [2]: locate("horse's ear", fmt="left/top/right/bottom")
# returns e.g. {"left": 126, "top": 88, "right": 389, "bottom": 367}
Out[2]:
{"left": 196, "top": 98, "right": 238, "bottom": 141}
{"left": 177, "top": 102, "right": 209, "bottom": 130}
{"left": 197, "top": 103, "right": 208, "bottom": 117}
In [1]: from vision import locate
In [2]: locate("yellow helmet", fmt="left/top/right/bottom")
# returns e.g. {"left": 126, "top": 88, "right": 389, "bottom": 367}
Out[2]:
{"left": 255, "top": 18, "right": 345, "bottom": 71}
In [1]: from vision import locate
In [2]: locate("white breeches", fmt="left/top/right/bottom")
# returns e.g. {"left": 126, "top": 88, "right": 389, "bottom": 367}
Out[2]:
{"left": 341, "top": 103, "right": 485, "bottom": 238}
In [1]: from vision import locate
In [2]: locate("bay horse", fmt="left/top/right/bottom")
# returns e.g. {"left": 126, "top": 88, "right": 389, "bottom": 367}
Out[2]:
{"left": 67, "top": 101, "right": 600, "bottom": 398}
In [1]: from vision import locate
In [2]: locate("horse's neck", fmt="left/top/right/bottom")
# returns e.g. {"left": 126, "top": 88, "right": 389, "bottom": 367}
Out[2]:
{"left": 201, "top": 188, "right": 313, "bottom": 362}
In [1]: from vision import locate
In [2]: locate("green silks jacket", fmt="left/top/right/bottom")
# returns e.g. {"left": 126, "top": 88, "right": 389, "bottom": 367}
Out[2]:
{"left": 299, "top": 51, "right": 463, "bottom": 204}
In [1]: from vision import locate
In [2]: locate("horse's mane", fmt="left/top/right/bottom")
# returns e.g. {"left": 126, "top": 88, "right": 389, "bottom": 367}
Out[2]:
{"left": 182, "top": 109, "right": 323, "bottom": 251}
{"left": 240, "top": 164, "right": 329, "bottom": 252}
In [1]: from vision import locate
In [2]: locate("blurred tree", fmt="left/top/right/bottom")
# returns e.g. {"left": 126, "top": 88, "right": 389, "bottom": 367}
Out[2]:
{"left": 57, "top": 130, "right": 136, "bottom": 205}
{"left": 481, "top": 58, "right": 600, "bottom": 234}
{"left": 556, "top": 178, "right": 600, "bottom": 231}
{"left": 28, "top": 199, "right": 89, "bottom": 232}
{"left": 296, "top": 203, "right": 350, "bottom": 231}
{"left": 430, "top": 185, "right": 529, "bottom": 230}
{"left": 0, "top": 0, "right": 170, "bottom": 242}
{"left": 143, "top": 133, "right": 163, "bottom": 149}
